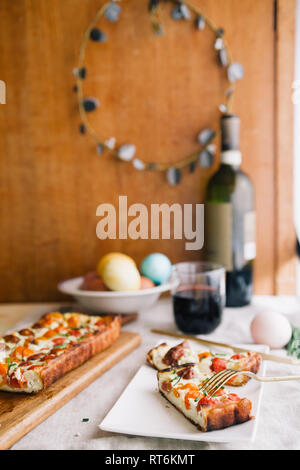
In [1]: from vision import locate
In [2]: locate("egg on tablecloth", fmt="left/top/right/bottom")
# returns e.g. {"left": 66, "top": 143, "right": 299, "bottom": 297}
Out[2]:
{"left": 250, "top": 310, "right": 292, "bottom": 349}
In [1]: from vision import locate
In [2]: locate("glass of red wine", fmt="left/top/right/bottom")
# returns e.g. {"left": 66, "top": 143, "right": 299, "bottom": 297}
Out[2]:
{"left": 171, "top": 262, "right": 225, "bottom": 335}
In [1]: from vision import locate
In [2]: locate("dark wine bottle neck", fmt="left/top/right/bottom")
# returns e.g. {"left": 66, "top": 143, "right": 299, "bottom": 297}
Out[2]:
{"left": 220, "top": 114, "right": 241, "bottom": 166}
{"left": 221, "top": 114, "right": 240, "bottom": 151}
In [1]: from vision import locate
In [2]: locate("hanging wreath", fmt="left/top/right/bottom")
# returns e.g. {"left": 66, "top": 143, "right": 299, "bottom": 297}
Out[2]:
{"left": 74, "top": 0, "right": 244, "bottom": 185}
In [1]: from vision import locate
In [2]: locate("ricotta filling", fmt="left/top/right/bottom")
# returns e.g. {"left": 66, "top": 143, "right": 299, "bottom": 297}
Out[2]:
{"left": 152, "top": 341, "right": 246, "bottom": 374}
{"left": 157, "top": 367, "right": 240, "bottom": 431}
{"left": 0, "top": 313, "right": 107, "bottom": 391}
{"left": 157, "top": 372, "right": 209, "bottom": 430}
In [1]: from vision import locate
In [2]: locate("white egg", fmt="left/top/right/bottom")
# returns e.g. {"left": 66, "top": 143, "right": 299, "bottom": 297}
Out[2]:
{"left": 250, "top": 311, "right": 292, "bottom": 349}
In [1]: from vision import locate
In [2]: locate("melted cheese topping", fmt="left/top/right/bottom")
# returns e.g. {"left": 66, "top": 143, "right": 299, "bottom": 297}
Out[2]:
{"left": 0, "top": 312, "right": 112, "bottom": 392}
{"left": 151, "top": 341, "right": 249, "bottom": 374}
{"left": 158, "top": 366, "right": 241, "bottom": 431}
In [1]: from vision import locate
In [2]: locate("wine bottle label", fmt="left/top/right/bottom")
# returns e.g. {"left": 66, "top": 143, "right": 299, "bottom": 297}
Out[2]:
{"left": 205, "top": 202, "right": 233, "bottom": 270}
{"left": 220, "top": 150, "right": 242, "bottom": 166}
{"left": 205, "top": 204, "right": 256, "bottom": 270}
{"left": 244, "top": 211, "right": 256, "bottom": 260}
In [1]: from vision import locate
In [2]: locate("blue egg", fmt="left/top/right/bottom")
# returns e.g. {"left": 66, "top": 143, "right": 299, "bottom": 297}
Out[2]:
{"left": 140, "top": 253, "right": 172, "bottom": 285}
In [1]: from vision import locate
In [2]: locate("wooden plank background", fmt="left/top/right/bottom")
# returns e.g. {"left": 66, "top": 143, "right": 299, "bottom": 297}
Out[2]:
{"left": 275, "top": 0, "right": 297, "bottom": 294}
{"left": 0, "top": 0, "right": 295, "bottom": 301}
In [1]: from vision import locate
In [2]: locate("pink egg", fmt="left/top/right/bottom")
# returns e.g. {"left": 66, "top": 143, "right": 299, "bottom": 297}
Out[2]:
{"left": 140, "top": 276, "right": 155, "bottom": 290}
{"left": 250, "top": 311, "right": 292, "bottom": 349}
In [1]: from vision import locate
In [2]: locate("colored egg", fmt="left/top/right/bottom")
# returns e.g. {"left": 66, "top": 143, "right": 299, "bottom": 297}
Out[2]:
{"left": 101, "top": 257, "right": 141, "bottom": 291}
{"left": 80, "top": 271, "right": 110, "bottom": 291}
{"left": 97, "top": 252, "right": 136, "bottom": 277}
{"left": 140, "top": 276, "right": 155, "bottom": 290}
{"left": 140, "top": 253, "right": 172, "bottom": 285}
{"left": 250, "top": 311, "right": 292, "bottom": 349}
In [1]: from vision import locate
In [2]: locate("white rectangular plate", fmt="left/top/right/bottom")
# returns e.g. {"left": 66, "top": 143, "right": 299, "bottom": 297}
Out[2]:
{"left": 100, "top": 342, "right": 268, "bottom": 443}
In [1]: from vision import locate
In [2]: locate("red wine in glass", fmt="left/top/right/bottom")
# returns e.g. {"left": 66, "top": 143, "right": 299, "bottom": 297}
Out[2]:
{"left": 172, "top": 285, "right": 223, "bottom": 335}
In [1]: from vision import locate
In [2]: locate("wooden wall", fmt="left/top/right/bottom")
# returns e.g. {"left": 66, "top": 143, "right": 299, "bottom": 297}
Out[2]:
{"left": 0, "top": 0, "right": 296, "bottom": 301}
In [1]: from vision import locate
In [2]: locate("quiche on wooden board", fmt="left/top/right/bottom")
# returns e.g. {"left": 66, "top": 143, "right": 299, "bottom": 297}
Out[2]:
{"left": 0, "top": 312, "right": 121, "bottom": 393}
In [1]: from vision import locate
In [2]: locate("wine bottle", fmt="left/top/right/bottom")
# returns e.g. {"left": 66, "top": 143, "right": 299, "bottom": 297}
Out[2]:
{"left": 205, "top": 114, "right": 256, "bottom": 307}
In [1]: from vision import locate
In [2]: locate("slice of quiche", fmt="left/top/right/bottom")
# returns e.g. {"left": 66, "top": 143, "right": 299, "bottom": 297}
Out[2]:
{"left": 158, "top": 364, "right": 253, "bottom": 432}
{"left": 0, "top": 312, "right": 121, "bottom": 393}
{"left": 147, "top": 340, "right": 261, "bottom": 386}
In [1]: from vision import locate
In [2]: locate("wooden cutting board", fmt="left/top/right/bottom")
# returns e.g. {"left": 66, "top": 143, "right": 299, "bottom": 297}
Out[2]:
{"left": 0, "top": 331, "right": 141, "bottom": 449}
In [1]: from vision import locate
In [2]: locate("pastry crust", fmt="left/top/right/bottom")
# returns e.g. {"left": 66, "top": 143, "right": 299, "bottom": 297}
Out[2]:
{"left": 225, "top": 352, "right": 261, "bottom": 386}
{"left": 157, "top": 365, "right": 253, "bottom": 432}
{"left": 159, "top": 390, "right": 252, "bottom": 432}
{"left": 40, "top": 316, "right": 121, "bottom": 389}
{"left": 147, "top": 341, "right": 261, "bottom": 386}
{"left": 0, "top": 313, "right": 121, "bottom": 393}
{"left": 204, "top": 397, "right": 252, "bottom": 432}
{"left": 146, "top": 342, "right": 168, "bottom": 368}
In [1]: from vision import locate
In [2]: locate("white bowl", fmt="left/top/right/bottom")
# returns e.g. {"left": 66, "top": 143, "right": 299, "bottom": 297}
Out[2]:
{"left": 58, "top": 276, "right": 178, "bottom": 314}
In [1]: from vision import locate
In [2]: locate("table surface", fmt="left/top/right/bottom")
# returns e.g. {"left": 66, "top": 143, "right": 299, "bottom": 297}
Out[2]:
{"left": 1, "top": 295, "right": 300, "bottom": 450}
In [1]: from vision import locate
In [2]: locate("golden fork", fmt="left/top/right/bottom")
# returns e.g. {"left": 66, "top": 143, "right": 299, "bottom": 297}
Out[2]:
{"left": 199, "top": 368, "right": 300, "bottom": 396}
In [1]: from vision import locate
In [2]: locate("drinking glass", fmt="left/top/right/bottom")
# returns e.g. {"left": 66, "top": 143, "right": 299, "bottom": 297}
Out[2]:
{"left": 171, "top": 262, "right": 225, "bottom": 335}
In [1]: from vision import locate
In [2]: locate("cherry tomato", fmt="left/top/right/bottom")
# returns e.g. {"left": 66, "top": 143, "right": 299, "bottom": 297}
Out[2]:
{"left": 231, "top": 354, "right": 243, "bottom": 360}
{"left": 0, "top": 363, "right": 8, "bottom": 383}
{"left": 197, "top": 396, "right": 220, "bottom": 409}
{"left": 52, "top": 337, "right": 65, "bottom": 346}
{"left": 211, "top": 357, "right": 227, "bottom": 372}
{"left": 198, "top": 352, "right": 211, "bottom": 361}
{"left": 227, "top": 393, "right": 241, "bottom": 401}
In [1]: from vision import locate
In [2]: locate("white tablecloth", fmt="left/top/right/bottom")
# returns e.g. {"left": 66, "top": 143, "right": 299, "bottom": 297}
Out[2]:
{"left": 9, "top": 296, "right": 300, "bottom": 450}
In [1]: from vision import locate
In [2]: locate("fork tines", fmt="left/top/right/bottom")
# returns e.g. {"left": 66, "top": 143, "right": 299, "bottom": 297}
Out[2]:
{"left": 200, "top": 369, "right": 238, "bottom": 396}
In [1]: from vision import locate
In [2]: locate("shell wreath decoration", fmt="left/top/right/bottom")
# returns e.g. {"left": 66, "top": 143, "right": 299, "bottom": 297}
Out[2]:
{"left": 74, "top": 0, "right": 244, "bottom": 186}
